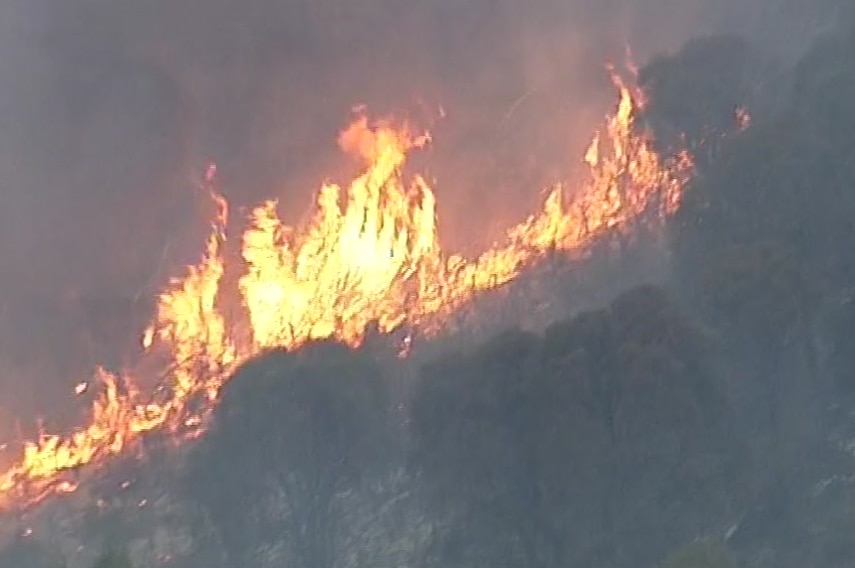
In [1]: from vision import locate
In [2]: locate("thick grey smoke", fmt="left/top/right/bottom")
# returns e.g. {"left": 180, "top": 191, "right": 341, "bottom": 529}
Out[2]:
{"left": 0, "top": 0, "right": 838, "bottom": 432}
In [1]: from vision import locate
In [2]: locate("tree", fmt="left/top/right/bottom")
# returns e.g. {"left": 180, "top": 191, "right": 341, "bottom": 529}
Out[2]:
{"left": 411, "top": 329, "right": 548, "bottom": 568}
{"left": 638, "top": 34, "right": 777, "bottom": 169}
{"left": 185, "top": 341, "right": 392, "bottom": 567}
{"left": 542, "top": 286, "right": 720, "bottom": 445}
{"left": 669, "top": 99, "right": 834, "bottom": 443}
{"left": 663, "top": 27, "right": 855, "bottom": 560}
{"left": 410, "top": 286, "right": 741, "bottom": 568}
{"left": 543, "top": 286, "right": 736, "bottom": 567}
{"left": 667, "top": 38, "right": 855, "bottom": 410}
{"left": 671, "top": 26, "right": 855, "bottom": 300}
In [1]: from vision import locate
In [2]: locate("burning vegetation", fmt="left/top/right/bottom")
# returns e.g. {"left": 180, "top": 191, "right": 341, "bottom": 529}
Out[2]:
{"left": 0, "top": 70, "right": 692, "bottom": 510}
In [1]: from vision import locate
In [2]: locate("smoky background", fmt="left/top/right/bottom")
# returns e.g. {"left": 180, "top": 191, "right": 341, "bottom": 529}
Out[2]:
{"left": 0, "top": 0, "right": 839, "bottom": 434}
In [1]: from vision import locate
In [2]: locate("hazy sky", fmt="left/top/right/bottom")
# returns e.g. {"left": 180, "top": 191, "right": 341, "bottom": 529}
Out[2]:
{"left": 0, "top": 0, "right": 838, "bottom": 429}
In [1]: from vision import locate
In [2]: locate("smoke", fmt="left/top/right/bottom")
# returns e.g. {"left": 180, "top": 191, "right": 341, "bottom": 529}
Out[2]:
{"left": 0, "top": 0, "right": 838, "bottom": 431}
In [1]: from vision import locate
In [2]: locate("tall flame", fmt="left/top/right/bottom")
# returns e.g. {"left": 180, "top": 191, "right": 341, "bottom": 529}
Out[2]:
{"left": 0, "top": 71, "right": 692, "bottom": 510}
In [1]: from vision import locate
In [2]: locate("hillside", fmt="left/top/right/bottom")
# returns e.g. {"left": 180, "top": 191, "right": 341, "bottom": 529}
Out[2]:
{"left": 3, "top": 14, "right": 855, "bottom": 568}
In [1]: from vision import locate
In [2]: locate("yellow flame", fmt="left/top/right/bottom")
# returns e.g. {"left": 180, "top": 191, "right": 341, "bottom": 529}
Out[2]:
{"left": 0, "top": 71, "right": 692, "bottom": 510}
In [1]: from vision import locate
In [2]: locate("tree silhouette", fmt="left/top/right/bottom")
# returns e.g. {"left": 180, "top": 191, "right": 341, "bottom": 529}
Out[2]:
{"left": 185, "top": 341, "right": 392, "bottom": 567}
{"left": 411, "top": 286, "right": 740, "bottom": 568}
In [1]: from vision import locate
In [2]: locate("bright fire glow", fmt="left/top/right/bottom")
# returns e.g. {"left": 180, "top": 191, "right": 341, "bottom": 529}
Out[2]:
{"left": 0, "top": 71, "right": 692, "bottom": 510}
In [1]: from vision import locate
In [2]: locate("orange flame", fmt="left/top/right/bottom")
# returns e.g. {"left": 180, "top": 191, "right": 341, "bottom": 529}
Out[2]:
{"left": 0, "top": 71, "right": 692, "bottom": 510}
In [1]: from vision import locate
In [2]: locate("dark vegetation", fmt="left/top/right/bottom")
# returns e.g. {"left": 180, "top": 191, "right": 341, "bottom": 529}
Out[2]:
{"left": 8, "top": 16, "right": 855, "bottom": 568}
{"left": 182, "top": 20, "right": 855, "bottom": 568}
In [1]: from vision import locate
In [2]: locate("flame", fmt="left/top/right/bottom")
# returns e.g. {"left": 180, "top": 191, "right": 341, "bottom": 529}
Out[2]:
{"left": 0, "top": 70, "right": 692, "bottom": 510}
{"left": 0, "top": 192, "right": 237, "bottom": 508}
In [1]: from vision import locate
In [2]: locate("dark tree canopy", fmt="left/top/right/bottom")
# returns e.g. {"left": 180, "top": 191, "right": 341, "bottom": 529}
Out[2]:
{"left": 670, "top": 25, "right": 855, "bottom": 298}
{"left": 638, "top": 34, "right": 777, "bottom": 168}
{"left": 655, "top": 22, "right": 855, "bottom": 566}
{"left": 410, "top": 285, "right": 742, "bottom": 568}
{"left": 185, "top": 341, "right": 392, "bottom": 566}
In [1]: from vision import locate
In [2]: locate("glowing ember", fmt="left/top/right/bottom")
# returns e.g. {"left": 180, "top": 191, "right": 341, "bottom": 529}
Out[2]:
{"left": 0, "top": 70, "right": 692, "bottom": 510}
{"left": 735, "top": 106, "right": 752, "bottom": 131}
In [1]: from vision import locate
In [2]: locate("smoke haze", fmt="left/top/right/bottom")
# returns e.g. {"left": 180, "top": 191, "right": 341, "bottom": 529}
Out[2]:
{"left": 0, "top": 0, "right": 839, "bottom": 430}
